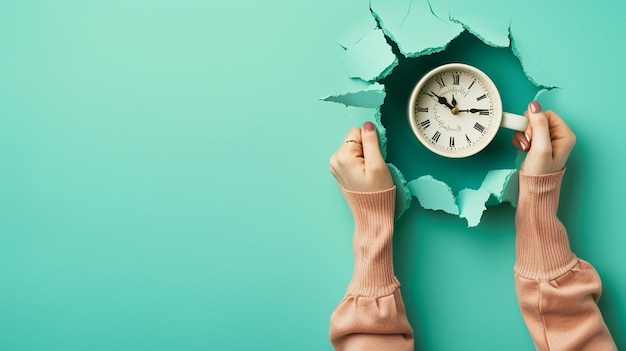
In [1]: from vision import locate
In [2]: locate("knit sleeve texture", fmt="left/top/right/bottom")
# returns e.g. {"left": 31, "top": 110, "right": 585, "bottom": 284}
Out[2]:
{"left": 514, "top": 170, "right": 617, "bottom": 350}
{"left": 329, "top": 186, "right": 414, "bottom": 351}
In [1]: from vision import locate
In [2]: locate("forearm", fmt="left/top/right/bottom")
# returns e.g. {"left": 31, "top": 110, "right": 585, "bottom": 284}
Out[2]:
{"left": 514, "top": 170, "right": 616, "bottom": 350}
{"left": 329, "top": 187, "right": 414, "bottom": 351}
{"left": 515, "top": 260, "right": 616, "bottom": 350}
{"left": 514, "top": 170, "right": 576, "bottom": 279}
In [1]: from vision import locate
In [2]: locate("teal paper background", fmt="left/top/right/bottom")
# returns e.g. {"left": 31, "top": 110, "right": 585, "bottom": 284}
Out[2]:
{"left": 1, "top": 1, "right": 624, "bottom": 350}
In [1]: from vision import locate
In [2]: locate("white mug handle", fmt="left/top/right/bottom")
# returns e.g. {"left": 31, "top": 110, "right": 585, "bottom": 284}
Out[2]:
{"left": 501, "top": 112, "right": 528, "bottom": 132}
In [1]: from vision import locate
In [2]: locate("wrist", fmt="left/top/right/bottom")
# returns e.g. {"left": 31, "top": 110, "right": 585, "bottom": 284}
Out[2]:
{"left": 341, "top": 186, "right": 396, "bottom": 226}
{"left": 518, "top": 169, "right": 565, "bottom": 210}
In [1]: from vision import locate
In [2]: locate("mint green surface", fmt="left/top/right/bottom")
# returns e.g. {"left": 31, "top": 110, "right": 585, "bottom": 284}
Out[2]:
{"left": 1, "top": 1, "right": 624, "bottom": 350}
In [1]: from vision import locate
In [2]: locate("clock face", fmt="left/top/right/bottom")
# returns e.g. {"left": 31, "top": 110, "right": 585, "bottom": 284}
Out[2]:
{"left": 408, "top": 63, "right": 503, "bottom": 158}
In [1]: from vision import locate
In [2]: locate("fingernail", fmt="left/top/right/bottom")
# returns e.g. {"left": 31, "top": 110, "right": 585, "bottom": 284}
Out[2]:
{"left": 529, "top": 101, "right": 542, "bottom": 113}
{"left": 363, "top": 121, "right": 374, "bottom": 132}
{"left": 524, "top": 132, "right": 531, "bottom": 143}
{"left": 519, "top": 141, "right": 526, "bottom": 151}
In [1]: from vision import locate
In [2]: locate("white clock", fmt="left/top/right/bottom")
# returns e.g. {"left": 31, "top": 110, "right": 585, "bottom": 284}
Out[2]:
{"left": 408, "top": 63, "right": 528, "bottom": 158}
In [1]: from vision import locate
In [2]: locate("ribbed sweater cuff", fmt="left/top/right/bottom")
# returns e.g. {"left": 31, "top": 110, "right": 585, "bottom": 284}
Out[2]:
{"left": 341, "top": 186, "right": 400, "bottom": 298}
{"left": 514, "top": 169, "right": 577, "bottom": 280}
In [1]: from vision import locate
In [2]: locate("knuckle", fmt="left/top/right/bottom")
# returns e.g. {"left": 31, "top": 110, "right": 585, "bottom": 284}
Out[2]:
{"left": 336, "top": 152, "right": 350, "bottom": 165}
{"left": 329, "top": 153, "right": 340, "bottom": 170}
{"left": 569, "top": 131, "right": 577, "bottom": 146}
{"left": 333, "top": 151, "right": 356, "bottom": 169}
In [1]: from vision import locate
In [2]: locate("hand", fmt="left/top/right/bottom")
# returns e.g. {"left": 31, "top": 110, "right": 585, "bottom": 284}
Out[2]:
{"left": 457, "top": 108, "right": 490, "bottom": 114}
{"left": 330, "top": 121, "right": 393, "bottom": 192}
{"left": 512, "top": 101, "right": 576, "bottom": 175}
{"left": 429, "top": 91, "right": 454, "bottom": 109}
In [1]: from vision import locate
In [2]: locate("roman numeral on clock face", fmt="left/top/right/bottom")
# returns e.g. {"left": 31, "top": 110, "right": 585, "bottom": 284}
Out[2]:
{"left": 468, "top": 80, "right": 475, "bottom": 90}
{"left": 452, "top": 73, "right": 460, "bottom": 85}
{"left": 479, "top": 110, "right": 490, "bottom": 115}
{"left": 432, "top": 131, "right": 441, "bottom": 143}
{"left": 416, "top": 107, "right": 429, "bottom": 113}
{"left": 476, "top": 94, "right": 487, "bottom": 101}
{"left": 473, "top": 122, "right": 485, "bottom": 133}
{"left": 449, "top": 136, "right": 455, "bottom": 148}
{"left": 420, "top": 119, "right": 431, "bottom": 129}
{"left": 435, "top": 76, "right": 445, "bottom": 88}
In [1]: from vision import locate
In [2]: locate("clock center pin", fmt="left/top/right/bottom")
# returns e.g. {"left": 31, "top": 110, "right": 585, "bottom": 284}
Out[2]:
{"left": 451, "top": 107, "right": 459, "bottom": 115}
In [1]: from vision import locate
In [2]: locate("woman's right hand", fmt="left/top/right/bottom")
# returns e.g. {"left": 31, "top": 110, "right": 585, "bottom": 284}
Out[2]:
{"left": 330, "top": 122, "right": 393, "bottom": 192}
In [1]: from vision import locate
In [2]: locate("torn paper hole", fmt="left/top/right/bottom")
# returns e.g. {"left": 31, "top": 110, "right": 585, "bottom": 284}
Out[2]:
{"left": 324, "top": 0, "right": 559, "bottom": 227}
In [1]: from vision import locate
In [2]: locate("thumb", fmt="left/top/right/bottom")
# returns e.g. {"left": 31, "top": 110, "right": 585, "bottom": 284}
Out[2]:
{"left": 526, "top": 101, "right": 552, "bottom": 157}
{"left": 360, "top": 121, "right": 386, "bottom": 170}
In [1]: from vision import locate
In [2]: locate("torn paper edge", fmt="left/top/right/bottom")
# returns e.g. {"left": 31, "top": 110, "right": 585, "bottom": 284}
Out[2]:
{"left": 341, "top": 27, "right": 399, "bottom": 82}
{"left": 369, "top": 0, "right": 465, "bottom": 58}
{"left": 457, "top": 169, "right": 518, "bottom": 227}
{"left": 389, "top": 163, "right": 411, "bottom": 219}
{"left": 509, "top": 24, "right": 559, "bottom": 93}
{"left": 408, "top": 169, "right": 518, "bottom": 227}
{"left": 447, "top": 15, "right": 510, "bottom": 48}
{"left": 407, "top": 175, "right": 459, "bottom": 215}
{"left": 321, "top": 81, "right": 386, "bottom": 108}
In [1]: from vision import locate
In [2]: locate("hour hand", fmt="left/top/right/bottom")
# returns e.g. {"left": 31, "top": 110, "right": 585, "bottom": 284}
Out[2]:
{"left": 430, "top": 91, "right": 454, "bottom": 109}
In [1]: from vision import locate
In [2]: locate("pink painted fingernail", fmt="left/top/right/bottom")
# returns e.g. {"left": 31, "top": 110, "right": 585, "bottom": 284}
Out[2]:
{"left": 524, "top": 132, "right": 531, "bottom": 143}
{"left": 363, "top": 121, "right": 374, "bottom": 131}
{"left": 519, "top": 141, "right": 526, "bottom": 151}
{"left": 529, "top": 101, "right": 542, "bottom": 113}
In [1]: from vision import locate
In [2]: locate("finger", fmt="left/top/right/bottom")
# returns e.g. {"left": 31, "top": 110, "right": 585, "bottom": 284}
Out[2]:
{"left": 526, "top": 101, "right": 552, "bottom": 157}
{"left": 544, "top": 109, "right": 576, "bottom": 167}
{"left": 340, "top": 127, "right": 364, "bottom": 156}
{"left": 341, "top": 127, "right": 362, "bottom": 146}
{"left": 360, "top": 121, "right": 386, "bottom": 171}
{"left": 330, "top": 127, "right": 362, "bottom": 172}
{"left": 512, "top": 131, "right": 529, "bottom": 152}
{"left": 544, "top": 110, "right": 573, "bottom": 143}
{"left": 521, "top": 110, "right": 533, "bottom": 144}
{"left": 330, "top": 127, "right": 364, "bottom": 188}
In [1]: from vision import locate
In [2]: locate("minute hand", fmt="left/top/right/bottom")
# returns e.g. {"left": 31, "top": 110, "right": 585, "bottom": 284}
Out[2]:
{"left": 458, "top": 108, "right": 490, "bottom": 113}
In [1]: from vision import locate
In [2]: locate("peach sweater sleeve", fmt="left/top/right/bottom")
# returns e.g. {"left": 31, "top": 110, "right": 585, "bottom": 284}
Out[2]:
{"left": 329, "top": 187, "right": 414, "bottom": 351}
{"left": 514, "top": 170, "right": 617, "bottom": 350}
